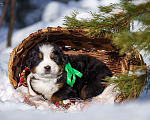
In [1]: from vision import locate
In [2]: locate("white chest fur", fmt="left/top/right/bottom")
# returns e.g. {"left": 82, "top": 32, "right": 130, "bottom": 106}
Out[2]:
{"left": 27, "top": 73, "right": 59, "bottom": 100}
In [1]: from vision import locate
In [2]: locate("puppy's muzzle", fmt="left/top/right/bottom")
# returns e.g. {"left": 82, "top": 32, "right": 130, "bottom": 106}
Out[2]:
{"left": 44, "top": 65, "right": 51, "bottom": 74}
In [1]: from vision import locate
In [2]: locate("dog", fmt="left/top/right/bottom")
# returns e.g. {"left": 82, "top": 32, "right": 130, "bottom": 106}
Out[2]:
{"left": 26, "top": 43, "right": 113, "bottom": 104}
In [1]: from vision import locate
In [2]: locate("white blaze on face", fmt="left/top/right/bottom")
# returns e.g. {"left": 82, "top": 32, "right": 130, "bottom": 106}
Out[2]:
{"left": 35, "top": 44, "right": 59, "bottom": 78}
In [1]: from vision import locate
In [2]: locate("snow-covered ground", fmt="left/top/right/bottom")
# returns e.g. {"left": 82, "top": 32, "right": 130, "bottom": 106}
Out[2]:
{"left": 0, "top": 0, "right": 150, "bottom": 119}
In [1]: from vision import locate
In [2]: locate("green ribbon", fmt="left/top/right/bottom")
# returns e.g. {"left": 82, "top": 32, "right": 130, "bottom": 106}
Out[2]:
{"left": 65, "top": 63, "right": 83, "bottom": 87}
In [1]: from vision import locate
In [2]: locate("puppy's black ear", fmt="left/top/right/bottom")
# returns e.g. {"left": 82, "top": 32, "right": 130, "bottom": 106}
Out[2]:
{"left": 26, "top": 44, "right": 40, "bottom": 69}
{"left": 53, "top": 44, "right": 70, "bottom": 64}
{"left": 26, "top": 52, "right": 32, "bottom": 68}
{"left": 62, "top": 54, "right": 70, "bottom": 64}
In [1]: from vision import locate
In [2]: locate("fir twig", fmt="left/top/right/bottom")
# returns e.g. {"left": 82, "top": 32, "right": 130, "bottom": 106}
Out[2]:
{"left": 105, "top": 71, "right": 148, "bottom": 100}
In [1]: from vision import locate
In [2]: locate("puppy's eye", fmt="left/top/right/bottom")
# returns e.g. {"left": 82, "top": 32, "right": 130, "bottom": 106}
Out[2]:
{"left": 39, "top": 53, "right": 43, "bottom": 59}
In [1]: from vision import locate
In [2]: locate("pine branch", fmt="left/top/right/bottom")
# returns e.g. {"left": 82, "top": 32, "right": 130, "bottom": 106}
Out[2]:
{"left": 63, "top": 2, "right": 131, "bottom": 36}
{"left": 105, "top": 72, "right": 148, "bottom": 100}
{"left": 113, "top": 27, "right": 150, "bottom": 55}
{"left": 112, "top": 1, "right": 150, "bottom": 54}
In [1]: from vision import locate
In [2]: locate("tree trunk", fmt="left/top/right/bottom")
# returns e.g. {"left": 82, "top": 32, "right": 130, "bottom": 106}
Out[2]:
{"left": 0, "top": 0, "right": 9, "bottom": 31}
{"left": 7, "top": 0, "right": 16, "bottom": 47}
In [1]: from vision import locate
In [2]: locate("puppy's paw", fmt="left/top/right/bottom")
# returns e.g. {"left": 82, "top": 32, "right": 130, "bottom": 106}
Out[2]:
{"left": 51, "top": 95, "right": 62, "bottom": 104}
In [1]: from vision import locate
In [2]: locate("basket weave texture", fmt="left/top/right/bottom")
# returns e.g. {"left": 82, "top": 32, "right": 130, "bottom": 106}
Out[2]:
{"left": 8, "top": 26, "right": 145, "bottom": 89}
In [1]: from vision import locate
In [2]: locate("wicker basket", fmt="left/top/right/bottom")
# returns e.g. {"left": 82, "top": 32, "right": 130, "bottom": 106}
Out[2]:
{"left": 8, "top": 26, "right": 145, "bottom": 103}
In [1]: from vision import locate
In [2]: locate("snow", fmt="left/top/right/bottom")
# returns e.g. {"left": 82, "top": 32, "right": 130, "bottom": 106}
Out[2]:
{"left": 42, "top": 1, "right": 67, "bottom": 22}
{"left": 76, "top": 12, "right": 93, "bottom": 21}
{"left": 99, "top": 0, "right": 120, "bottom": 6}
{"left": 0, "top": 27, "right": 8, "bottom": 52}
{"left": 132, "top": 0, "right": 149, "bottom": 5}
{"left": 130, "top": 20, "right": 145, "bottom": 32}
{"left": 0, "top": 0, "right": 150, "bottom": 119}
{"left": 0, "top": 100, "right": 150, "bottom": 120}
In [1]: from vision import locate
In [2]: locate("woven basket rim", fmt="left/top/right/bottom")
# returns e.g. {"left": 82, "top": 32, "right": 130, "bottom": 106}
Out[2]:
{"left": 16, "top": 26, "right": 113, "bottom": 52}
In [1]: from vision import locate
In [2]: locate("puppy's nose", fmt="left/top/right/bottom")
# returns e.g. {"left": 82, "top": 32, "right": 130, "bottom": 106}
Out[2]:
{"left": 44, "top": 65, "right": 51, "bottom": 71}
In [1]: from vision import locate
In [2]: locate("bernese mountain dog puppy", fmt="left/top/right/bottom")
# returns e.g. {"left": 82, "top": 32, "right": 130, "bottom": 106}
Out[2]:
{"left": 26, "top": 43, "right": 113, "bottom": 104}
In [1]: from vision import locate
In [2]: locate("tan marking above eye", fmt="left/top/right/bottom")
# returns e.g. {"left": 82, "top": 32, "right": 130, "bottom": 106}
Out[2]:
{"left": 58, "top": 65, "right": 63, "bottom": 72}
{"left": 32, "top": 67, "right": 36, "bottom": 73}
{"left": 39, "top": 53, "right": 43, "bottom": 59}
{"left": 50, "top": 52, "right": 54, "bottom": 59}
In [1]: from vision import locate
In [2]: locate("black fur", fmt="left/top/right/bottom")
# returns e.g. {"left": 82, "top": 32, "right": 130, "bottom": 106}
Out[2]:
{"left": 26, "top": 43, "right": 113, "bottom": 103}
{"left": 53, "top": 54, "right": 113, "bottom": 102}
{"left": 52, "top": 44, "right": 69, "bottom": 66}
{"left": 26, "top": 44, "right": 42, "bottom": 71}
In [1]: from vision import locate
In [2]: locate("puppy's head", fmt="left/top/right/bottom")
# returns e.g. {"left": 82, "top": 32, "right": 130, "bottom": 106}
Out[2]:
{"left": 26, "top": 43, "right": 68, "bottom": 78}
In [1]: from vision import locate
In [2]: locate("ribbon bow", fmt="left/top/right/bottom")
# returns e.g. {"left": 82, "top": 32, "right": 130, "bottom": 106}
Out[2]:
{"left": 65, "top": 63, "right": 83, "bottom": 87}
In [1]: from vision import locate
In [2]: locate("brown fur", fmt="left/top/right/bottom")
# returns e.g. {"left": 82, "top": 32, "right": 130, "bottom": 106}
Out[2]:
{"left": 50, "top": 52, "right": 54, "bottom": 59}
{"left": 39, "top": 53, "right": 43, "bottom": 59}
{"left": 81, "top": 85, "right": 87, "bottom": 100}
{"left": 32, "top": 67, "right": 36, "bottom": 73}
{"left": 51, "top": 95, "right": 62, "bottom": 103}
